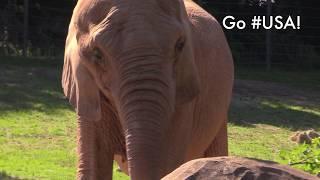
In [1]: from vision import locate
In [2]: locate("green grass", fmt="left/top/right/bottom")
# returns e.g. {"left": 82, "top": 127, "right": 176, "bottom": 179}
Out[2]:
{"left": 0, "top": 62, "right": 78, "bottom": 179}
{"left": 0, "top": 59, "right": 319, "bottom": 179}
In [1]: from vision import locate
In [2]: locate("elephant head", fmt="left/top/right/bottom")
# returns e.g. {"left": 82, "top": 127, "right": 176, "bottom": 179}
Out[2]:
{"left": 62, "top": 0, "right": 200, "bottom": 179}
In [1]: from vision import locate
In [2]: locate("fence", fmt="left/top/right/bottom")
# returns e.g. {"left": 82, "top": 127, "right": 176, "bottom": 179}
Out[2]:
{"left": 0, "top": 0, "right": 75, "bottom": 58}
{"left": 1, "top": 0, "right": 320, "bottom": 70}
{"left": 203, "top": 0, "right": 320, "bottom": 70}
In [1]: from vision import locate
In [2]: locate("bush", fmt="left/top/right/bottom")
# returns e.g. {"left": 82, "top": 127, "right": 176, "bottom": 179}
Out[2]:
{"left": 279, "top": 138, "right": 320, "bottom": 176}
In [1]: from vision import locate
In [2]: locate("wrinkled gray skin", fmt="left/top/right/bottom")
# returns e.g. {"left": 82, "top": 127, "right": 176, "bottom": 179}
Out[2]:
{"left": 62, "top": 0, "right": 234, "bottom": 179}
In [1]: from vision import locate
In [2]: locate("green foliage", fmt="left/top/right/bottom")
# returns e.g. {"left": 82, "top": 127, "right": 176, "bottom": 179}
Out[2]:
{"left": 279, "top": 138, "right": 320, "bottom": 175}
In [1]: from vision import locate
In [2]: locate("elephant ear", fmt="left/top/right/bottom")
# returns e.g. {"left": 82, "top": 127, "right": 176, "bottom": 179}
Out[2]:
{"left": 174, "top": 0, "right": 200, "bottom": 105}
{"left": 175, "top": 29, "right": 200, "bottom": 105}
{"left": 62, "top": 34, "right": 101, "bottom": 121}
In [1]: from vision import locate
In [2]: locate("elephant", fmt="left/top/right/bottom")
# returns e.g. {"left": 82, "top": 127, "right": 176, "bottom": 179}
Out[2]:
{"left": 62, "top": 0, "right": 234, "bottom": 179}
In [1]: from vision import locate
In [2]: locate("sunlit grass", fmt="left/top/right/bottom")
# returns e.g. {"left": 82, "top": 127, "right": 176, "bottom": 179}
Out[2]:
{"left": 229, "top": 92, "right": 320, "bottom": 164}
{"left": 0, "top": 62, "right": 129, "bottom": 179}
{"left": 229, "top": 123, "right": 294, "bottom": 161}
{"left": 0, "top": 60, "right": 319, "bottom": 179}
{"left": 262, "top": 101, "right": 320, "bottom": 117}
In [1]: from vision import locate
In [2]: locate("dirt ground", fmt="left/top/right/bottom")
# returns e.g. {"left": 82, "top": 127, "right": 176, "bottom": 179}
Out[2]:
{"left": 234, "top": 79, "right": 320, "bottom": 107}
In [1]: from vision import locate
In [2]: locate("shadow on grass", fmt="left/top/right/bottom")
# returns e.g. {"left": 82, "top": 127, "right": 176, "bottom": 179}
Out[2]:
{"left": 229, "top": 97, "right": 320, "bottom": 131}
{"left": 0, "top": 171, "right": 24, "bottom": 180}
{"left": 0, "top": 64, "right": 72, "bottom": 115}
{"left": 1, "top": 60, "right": 319, "bottom": 132}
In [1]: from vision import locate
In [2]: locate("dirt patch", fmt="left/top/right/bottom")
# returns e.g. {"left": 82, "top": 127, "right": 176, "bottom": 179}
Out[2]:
{"left": 233, "top": 80, "right": 320, "bottom": 106}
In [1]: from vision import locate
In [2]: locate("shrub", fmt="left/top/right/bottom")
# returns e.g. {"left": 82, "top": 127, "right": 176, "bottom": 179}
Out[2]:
{"left": 279, "top": 137, "right": 320, "bottom": 175}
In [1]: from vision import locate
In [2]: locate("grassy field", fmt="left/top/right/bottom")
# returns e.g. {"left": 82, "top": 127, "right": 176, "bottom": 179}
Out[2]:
{"left": 0, "top": 59, "right": 319, "bottom": 179}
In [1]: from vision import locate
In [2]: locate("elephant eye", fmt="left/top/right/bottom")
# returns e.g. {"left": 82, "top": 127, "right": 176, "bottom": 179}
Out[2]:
{"left": 175, "top": 37, "right": 185, "bottom": 53}
{"left": 92, "top": 47, "right": 104, "bottom": 63}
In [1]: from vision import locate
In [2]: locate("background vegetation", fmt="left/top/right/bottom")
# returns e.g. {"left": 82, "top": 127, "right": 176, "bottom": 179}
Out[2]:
{"left": 0, "top": 0, "right": 319, "bottom": 179}
{"left": 280, "top": 138, "right": 320, "bottom": 175}
{"left": 201, "top": 0, "right": 320, "bottom": 69}
{"left": 1, "top": 0, "right": 319, "bottom": 69}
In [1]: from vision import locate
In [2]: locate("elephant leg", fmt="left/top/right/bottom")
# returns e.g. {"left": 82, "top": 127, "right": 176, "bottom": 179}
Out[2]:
{"left": 95, "top": 133, "right": 114, "bottom": 180}
{"left": 77, "top": 119, "right": 114, "bottom": 180}
{"left": 204, "top": 119, "right": 228, "bottom": 157}
{"left": 77, "top": 119, "right": 97, "bottom": 180}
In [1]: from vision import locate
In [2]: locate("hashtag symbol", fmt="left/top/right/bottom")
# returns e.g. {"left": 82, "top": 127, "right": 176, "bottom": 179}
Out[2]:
{"left": 251, "top": 16, "right": 262, "bottom": 29}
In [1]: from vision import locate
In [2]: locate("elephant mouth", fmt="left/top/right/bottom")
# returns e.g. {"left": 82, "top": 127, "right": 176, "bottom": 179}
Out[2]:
{"left": 99, "top": 93, "right": 127, "bottom": 160}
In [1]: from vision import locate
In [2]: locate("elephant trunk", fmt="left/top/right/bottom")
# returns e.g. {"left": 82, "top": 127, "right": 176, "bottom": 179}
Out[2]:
{"left": 118, "top": 56, "right": 174, "bottom": 179}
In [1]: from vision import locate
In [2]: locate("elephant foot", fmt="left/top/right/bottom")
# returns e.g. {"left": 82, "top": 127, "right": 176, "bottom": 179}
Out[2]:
{"left": 114, "top": 154, "right": 129, "bottom": 175}
{"left": 116, "top": 166, "right": 122, "bottom": 172}
{"left": 77, "top": 170, "right": 95, "bottom": 180}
